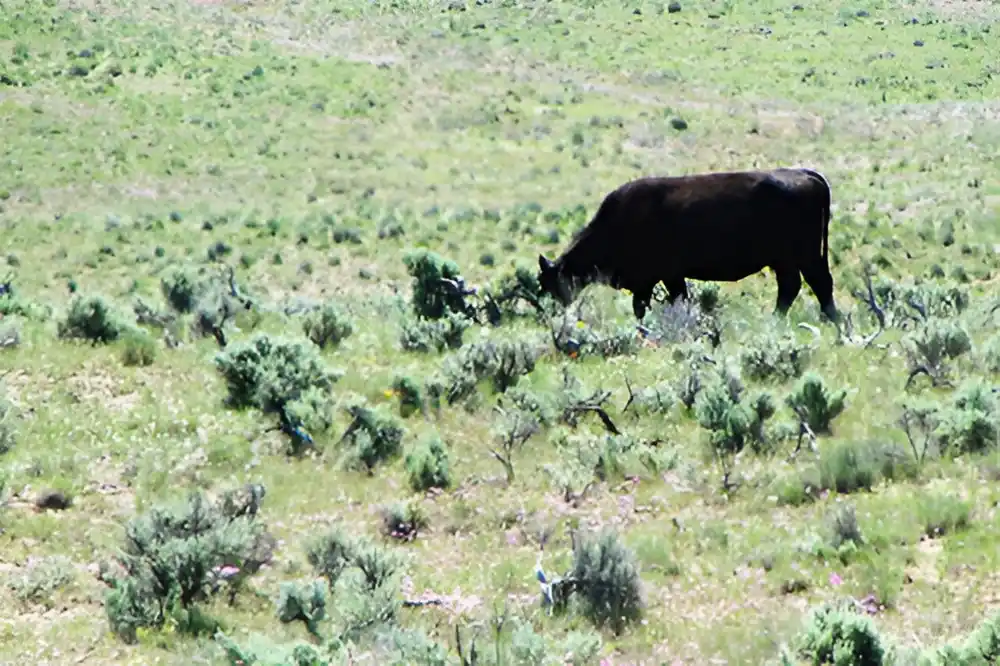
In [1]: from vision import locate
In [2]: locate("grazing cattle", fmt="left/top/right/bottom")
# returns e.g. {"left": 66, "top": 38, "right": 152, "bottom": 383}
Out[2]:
{"left": 536, "top": 167, "right": 840, "bottom": 323}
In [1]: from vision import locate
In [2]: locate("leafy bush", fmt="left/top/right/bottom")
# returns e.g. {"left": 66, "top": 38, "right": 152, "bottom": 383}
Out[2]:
{"left": 302, "top": 302, "right": 354, "bottom": 349}
{"left": 569, "top": 529, "right": 644, "bottom": 635}
{"left": 796, "top": 598, "right": 888, "bottom": 666}
{"left": 161, "top": 266, "right": 203, "bottom": 313}
{"left": 391, "top": 375, "right": 425, "bottom": 418}
{"left": 275, "top": 580, "right": 327, "bottom": 638}
{"left": 921, "top": 612, "right": 1000, "bottom": 665}
{"left": 103, "top": 489, "right": 272, "bottom": 643}
{"left": 440, "top": 337, "right": 542, "bottom": 405}
{"left": 57, "top": 294, "right": 128, "bottom": 344}
{"left": 214, "top": 333, "right": 341, "bottom": 415}
{"left": 740, "top": 327, "right": 813, "bottom": 382}
{"left": 380, "top": 501, "right": 429, "bottom": 542}
{"left": 932, "top": 380, "right": 999, "bottom": 455}
{"left": 306, "top": 526, "right": 355, "bottom": 591}
{"left": 902, "top": 318, "right": 972, "bottom": 386}
{"left": 826, "top": 502, "right": 865, "bottom": 551}
{"left": 399, "top": 312, "right": 470, "bottom": 353}
{"left": 404, "top": 435, "right": 452, "bottom": 492}
{"left": 402, "top": 249, "right": 471, "bottom": 320}
{"left": 786, "top": 373, "right": 848, "bottom": 435}
{"left": 340, "top": 404, "right": 405, "bottom": 472}
{"left": 694, "top": 364, "right": 777, "bottom": 483}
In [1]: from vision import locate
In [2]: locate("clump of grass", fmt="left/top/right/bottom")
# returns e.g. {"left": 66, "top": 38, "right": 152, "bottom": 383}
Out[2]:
{"left": 120, "top": 327, "right": 157, "bottom": 367}
{"left": 916, "top": 491, "right": 971, "bottom": 538}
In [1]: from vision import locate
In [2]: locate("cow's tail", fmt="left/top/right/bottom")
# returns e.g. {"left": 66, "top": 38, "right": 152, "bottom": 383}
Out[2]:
{"left": 797, "top": 167, "right": 831, "bottom": 262}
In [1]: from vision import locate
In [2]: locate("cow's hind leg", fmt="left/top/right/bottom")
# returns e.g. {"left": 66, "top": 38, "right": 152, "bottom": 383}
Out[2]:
{"left": 801, "top": 259, "right": 839, "bottom": 323}
{"left": 665, "top": 278, "right": 689, "bottom": 304}
{"left": 772, "top": 266, "right": 802, "bottom": 317}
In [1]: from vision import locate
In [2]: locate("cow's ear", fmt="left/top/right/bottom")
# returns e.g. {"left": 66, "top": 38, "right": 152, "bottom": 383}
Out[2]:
{"left": 538, "top": 254, "right": 554, "bottom": 273}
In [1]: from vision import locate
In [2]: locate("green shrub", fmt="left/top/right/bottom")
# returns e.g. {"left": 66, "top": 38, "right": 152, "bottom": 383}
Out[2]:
{"left": 569, "top": 528, "right": 644, "bottom": 635}
{"left": 399, "top": 312, "right": 470, "bottom": 353}
{"left": 902, "top": 317, "right": 972, "bottom": 385}
{"left": 57, "top": 294, "right": 127, "bottom": 344}
{"left": 306, "top": 526, "right": 354, "bottom": 591}
{"left": 103, "top": 489, "right": 271, "bottom": 643}
{"left": 380, "top": 501, "right": 429, "bottom": 541}
{"left": 786, "top": 373, "right": 848, "bottom": 435}
{"left": 275, "top": 580, "right": 327, "bottom": 638}
{"left": 933, "top": 380, "right": 999, "bottom": 455}
{"left": 302, "top": 302, "right": 354, "bottom": 349}
{"left": 440, "top": 337, "right": 542, "bottom": 405}
{"left": 796, "top": 599, "right": 888, "bottom": 666}
{"left": 404, "top": 436, "right": 452, "bottom": 492}
{"left": 916, "top": 491, "right": 971, "bottom": 538}
{"left": 391, "top": 375, "right": 425, "bottom": 418}
{"left": 402, "top": 249, "right": 470, "bottom": 320}
{"left": 214, "top": 333, "right": 341, "bottom": 414}
{"left": 160, "top": 266, "right": 203, "bottom": 313}
{"left": 0, "top": 390, "right": 17, "bottom": 456}
{"left": 740, "top": 327, "right": 813, "bottom": 382}
{"left": 340, "top": 404, "right": 405, "bottom": 472}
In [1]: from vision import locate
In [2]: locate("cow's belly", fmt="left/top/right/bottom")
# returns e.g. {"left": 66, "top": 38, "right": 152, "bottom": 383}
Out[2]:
{"left": 685, "top": 261, "right": 767, "bottom": 282}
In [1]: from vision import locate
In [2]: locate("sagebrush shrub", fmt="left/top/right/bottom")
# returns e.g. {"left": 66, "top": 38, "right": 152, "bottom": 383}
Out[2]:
{"left": 214, "top": 333, "right": 341, "bottom": 414}
{"left": 0, "top": 390, "right": 17, "bottom": 455}
{"left": 160, "top": 266, "right": 203, "bottom": 313}
{"left": 392, "top": 375, "right": 425, "bottom": 418}
{"left": 380, "top": 501, "right": 429, "bottom": 541}
{"left": 57, "top": 294, "right": 127, "bottom": 344}
{"left": 740, "top": 327, "right": 813, "bottom": 382}
{"left": 902, "top": 317, "right": 972, "bottom": 384}
{"left": 404, "top": 435, "right": 452, "bottom": 492}
{"left": 302, "top": 301, "right": 354, "bottom": 349}
{"left": 399, "top": 312, "right": 470, "bottom": 353}
{"left": 933, "top": 380, "right": 999, "bottom": 455}
{"left": 275, "top": 580, "right": 327, "bottom": 638}
{"left": 402, "top": 249, "right": 470, "bottom": 320}
{"left": 440, "top": 337, "right": 542, "bottom": 404}
{"left": 569, "top": 528, "right": 644, "bottom": 635}
{"left": 786, "top": 373, "right": 847, "bottom": 435}
{"left": 916, "top": 491, "right": 971, "bottom": 538}
{"left": 796, "top": 599, "right": 887, "bottom": 666}
{"left": 341, "top": 404, "right": 405, "bottom": 472}
{"left": 103, "top": 489, "right": 271, "bottom": 643}
{"left": 306, "top": 526, "right": 354, "bottom": 590}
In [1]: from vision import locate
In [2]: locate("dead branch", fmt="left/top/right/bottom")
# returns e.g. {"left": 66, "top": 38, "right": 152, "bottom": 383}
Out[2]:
{"left": 562, "top": 389, "right": 620, "bottom": 434}
{"left": 623, "top": 376, "right": 637, "bottom": 413}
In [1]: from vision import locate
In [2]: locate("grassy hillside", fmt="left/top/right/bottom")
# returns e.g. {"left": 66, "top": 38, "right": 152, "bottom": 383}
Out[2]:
{"left": 2, "top": 0, "right": 1000, "bottom": 663}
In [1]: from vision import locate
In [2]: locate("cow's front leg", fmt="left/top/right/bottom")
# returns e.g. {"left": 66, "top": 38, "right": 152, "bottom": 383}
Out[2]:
{"left": 631, "top": 284, "right": 654, "bottom": 320}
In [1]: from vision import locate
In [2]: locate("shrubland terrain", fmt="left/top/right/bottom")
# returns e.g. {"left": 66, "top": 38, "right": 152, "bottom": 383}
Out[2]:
{"left": 2, "top": 0, "right": 1000, "bottom": 664}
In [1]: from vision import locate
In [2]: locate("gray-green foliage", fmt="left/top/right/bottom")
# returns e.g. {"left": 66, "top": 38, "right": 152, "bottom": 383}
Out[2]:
{"left": 786, "top": 372, "right": 848, "bottom": 435}
{"left": 404, "top": 435, "right": 452, "bottom": 492}
{"left": 214, "top": 333, "right": 341, "bottom": 417}
{"left": 403, "top": 249, "right": 470, "bottom": 320}
{"left": 440, "top": 337, "right": 542, "bottom": 405}
{"left": 796, "top": 599, "right": 888, "bottom": 666}
{"left": 0, "top": 389, "right": 16, "bottom": 456}
{"left": 694, "top": 364, "right": 777, "bottom": 479}
{"left": 276, "top": 580, "right": 327, "bottom": 638}
{"left": 161, "top": 266, "right": 203, "bottom": 313}
{"left": 302, "top": 301, "right": 354, "bottom": 349}
{"left": 340, "top": 404, "right": 405, "bottom": 472}
{"left": 57, "top": 294, "right": 128, "bottom": 344}
{"left": 902, "top": 317, "right": 972, "bottom": 383}
{"left": 8, "top": 555, "right": 76, "bottom": 607}
{"left": 103, "top": 489, "right": 270, "bottom": 643}
{"left": 399, "top": 311, "right": 471, "bottom": 353}
{"left": 740, "top": 327, "right": 813, "bottom": 382}
{"left": 932, "top": 380, "right": 999, "bottom": 455}
{"left": 568, "top": 528, "right": 644, "bottom": 636}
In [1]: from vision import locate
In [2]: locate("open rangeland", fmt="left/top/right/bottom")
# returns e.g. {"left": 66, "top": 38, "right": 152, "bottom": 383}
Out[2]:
{"left": 2, "top": 0, "right": 1000, "bottom": 664}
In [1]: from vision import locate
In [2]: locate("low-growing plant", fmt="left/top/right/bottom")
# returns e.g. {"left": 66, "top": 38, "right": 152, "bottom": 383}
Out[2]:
{"left": 102, "top": 488, "right": 272, "bottom": 643}
{"left": 795, "top": 598, "right": 888, "bottom": 666}
{"left": 391, "top": 375, "right": 425, "bottom": 418}
{"left": 399, "top": 312, "right": 470, "bottom": 353}
{"left": 932, "top": 380, "right": 999, "bottom": 455}
{"left": 380, "top": 501, "right": 429, "bottom": 542}
{"left": 915, "top": 491, "right": 971, "bottom": 538}
{"left": 902, "top": 317, "right": 972, "bottom": 388}
{"left": 0, "top": 390, "right": 17, "bottom": 456}
{"left": 441, "top": 337, "right": 542, "bottom": 405}
{"left": 121, "top": 327, "right": 157, "bottom": 367}
{"left": 740, "top": 326, "right": 814, "bottom": 382}
{"left": 160, "top": 266, "right": 204, "bottom": 313}
{"left": 340, "top": 404, "right": 405, "bottom": 472}
{"left": 275, "top": 580, "right": 327, "bottom": 638}
{"left": 302, "top": 301, "right": 354, "bottom": 349}
{"left": 404, "top": 435, "right": 452, "bottom": 493}
{"left": 306, "top": 526, "right": 354, "bottom": 591}
{"left": 786, "top": 372, "right": 848, "bottom": 435}
{"left": 568, "top": 528, "right": 644, "bottom": 635}
{"left": 8, "top": 555, "right": 76, "bottom": 607}
{"left": 403, "top": 249, "right": 472, "bottom": 320}
{"left": 57, "top": 294, "right": 127, "bottom": 344}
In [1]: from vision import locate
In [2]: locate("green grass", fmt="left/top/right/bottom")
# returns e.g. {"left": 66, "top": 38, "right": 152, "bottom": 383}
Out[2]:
{"left": 2, "top": 0, "right": 1000, "bottom": 663}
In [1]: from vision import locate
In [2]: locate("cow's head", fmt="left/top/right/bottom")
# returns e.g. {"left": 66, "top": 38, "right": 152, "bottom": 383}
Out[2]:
{"left": 537, "top": 254, "right": 576, "bottom": 306}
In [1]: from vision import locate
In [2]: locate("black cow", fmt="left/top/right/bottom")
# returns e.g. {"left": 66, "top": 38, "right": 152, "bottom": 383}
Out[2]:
{"left": 537, "top": 167, "right": 839, "bottom": 323}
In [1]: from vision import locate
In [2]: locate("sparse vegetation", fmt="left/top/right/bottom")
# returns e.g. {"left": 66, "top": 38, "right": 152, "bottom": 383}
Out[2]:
{"left": 4, "top": 0, "right": 1000, "bottom": 663}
